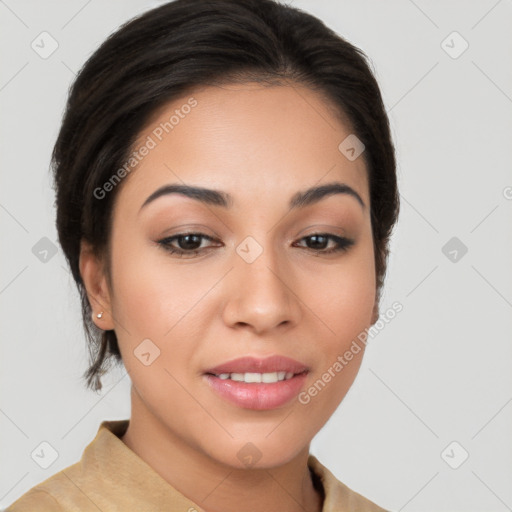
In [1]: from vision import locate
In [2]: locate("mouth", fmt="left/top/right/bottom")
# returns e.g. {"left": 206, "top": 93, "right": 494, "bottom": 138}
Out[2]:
{"left": 203, "top": 355, "right": 310, "bottom": 410}
{"left": 205, "top": 370, "right": 305, "bottom": 383}
{"left": 204, "top": 354, "right": 309, "bottom": 376}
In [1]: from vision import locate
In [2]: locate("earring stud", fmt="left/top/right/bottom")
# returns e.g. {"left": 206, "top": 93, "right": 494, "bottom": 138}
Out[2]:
{"left": 97, "top": 312, "right": 104, "bottom": 319}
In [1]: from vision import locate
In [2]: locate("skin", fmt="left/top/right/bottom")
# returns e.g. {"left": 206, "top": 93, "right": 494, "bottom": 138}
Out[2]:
{"left": 80, "top": 81, "right": 378, "bottom": 512}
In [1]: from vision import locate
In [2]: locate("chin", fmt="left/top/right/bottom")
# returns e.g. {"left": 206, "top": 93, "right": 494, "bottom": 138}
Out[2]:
{"left": 197, "top": 423, "right": 314, "bottom": 470}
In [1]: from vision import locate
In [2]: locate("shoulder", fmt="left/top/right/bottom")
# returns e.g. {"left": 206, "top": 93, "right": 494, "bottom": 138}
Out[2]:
{"left": 5, "top": 420, "right": 130, "bottom": 512}
{"left": 5, "top": 488, "right": 63, "bottom": 511}
{"left": 4, "top": 448, "right": 117, "bottom": 511}
{"left": 4, "top": 459, "right": 93, "bottom": 512}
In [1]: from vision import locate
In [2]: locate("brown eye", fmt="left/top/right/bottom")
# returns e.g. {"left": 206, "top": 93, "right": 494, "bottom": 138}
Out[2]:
{"left": 294, "top": 233, "right": 354, "bottom": 254}
{"left": 157, "top": 233, "right": 219, "bottom": 258}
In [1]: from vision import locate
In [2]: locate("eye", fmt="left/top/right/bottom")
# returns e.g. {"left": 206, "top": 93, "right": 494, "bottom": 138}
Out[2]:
{"left": 293, "top": 233, "right": 355, "bottom": 255}
{"left": 157, "top": 232, "right": 354, "bottom": 258}
{"left": 157, "top": 233, "right": 220, "bottom": 258}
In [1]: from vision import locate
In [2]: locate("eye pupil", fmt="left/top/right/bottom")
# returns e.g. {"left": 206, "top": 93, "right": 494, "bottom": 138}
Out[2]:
{"left": 180, "top": 234, "right": 202, "bottom": 250}
{"left": 308, "top": 235, "right": 327, "bottom": 249}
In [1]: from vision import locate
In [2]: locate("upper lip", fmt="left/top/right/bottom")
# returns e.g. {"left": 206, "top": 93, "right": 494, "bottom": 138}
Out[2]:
{"left": 204, "top": 355, "right": 309, "bottom": 375}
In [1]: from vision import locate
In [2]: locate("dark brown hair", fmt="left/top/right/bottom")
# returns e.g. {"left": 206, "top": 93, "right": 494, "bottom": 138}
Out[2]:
{"left": 52, "top": 0, "right": 400, "bottom": 392}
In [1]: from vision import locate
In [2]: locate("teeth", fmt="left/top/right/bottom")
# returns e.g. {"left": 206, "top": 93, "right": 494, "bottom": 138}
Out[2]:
{"left": 215, "top": 372, "right": 296, "bottom": 383}
{"left": 262, "top": 372, "right": 278, "bottom": 383}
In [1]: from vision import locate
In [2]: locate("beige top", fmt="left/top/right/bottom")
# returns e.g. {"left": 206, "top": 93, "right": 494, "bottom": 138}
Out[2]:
{"left": 6, "top": 419, "right": 389, "bottom": 511}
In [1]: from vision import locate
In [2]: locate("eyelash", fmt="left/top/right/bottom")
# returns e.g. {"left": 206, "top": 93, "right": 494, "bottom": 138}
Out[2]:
{"left": 157, "top": 232, "right": 355, "bottom": 258}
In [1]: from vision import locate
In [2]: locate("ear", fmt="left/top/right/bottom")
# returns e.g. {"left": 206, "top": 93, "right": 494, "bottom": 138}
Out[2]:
{"left": 79, "top": 240, "right": 115, "bottom": 331}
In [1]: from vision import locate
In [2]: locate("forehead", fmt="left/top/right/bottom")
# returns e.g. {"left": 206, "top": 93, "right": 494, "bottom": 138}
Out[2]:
{"left": 118, "top": 82, "right": 369, "bottom": 212}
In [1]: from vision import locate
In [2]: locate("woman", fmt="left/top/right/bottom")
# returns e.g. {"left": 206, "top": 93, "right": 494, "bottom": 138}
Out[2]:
{"left": 7, "top": 0, "right": 399, "bottom": 510}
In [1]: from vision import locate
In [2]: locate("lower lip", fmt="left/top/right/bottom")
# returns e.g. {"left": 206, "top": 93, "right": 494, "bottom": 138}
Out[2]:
{"left": 204, "top": 372, "right": 308, "bottom": 410}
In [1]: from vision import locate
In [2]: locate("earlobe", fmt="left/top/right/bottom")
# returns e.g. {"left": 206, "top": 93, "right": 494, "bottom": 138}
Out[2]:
{"left": 79, "top": 241, "right": 115, "bottom": 330}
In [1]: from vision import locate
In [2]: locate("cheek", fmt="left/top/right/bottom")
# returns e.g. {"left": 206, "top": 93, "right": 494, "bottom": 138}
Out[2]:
{"left": 109, "top": 241, "right": 200, "bottom": 401}
{"left": 323, "top": 273, "right": 375, "bottom": 342}
{"left": 109, "top": 231, "right": 196, "bottom": 336}
{"left": 300, "top": 237, "right": 375, "bottom": 408}
{"left": 297, "top": 288, "right": 374, "bottom": 431}
{"left": 108, "top": 229, "right": 213, "bottom": 381}
{"left": 308, "top": 236, "right": 376, "bottom": 343}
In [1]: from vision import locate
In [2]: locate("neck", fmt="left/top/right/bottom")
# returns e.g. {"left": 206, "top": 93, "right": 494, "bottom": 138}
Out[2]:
{"left": 121, "top": 388, "right": 324, "bottom": 512}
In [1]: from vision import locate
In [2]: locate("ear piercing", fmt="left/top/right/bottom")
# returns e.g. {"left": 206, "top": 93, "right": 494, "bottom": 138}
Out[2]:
{"left": 96, "top": 311, "right": 104, "bottom": 319}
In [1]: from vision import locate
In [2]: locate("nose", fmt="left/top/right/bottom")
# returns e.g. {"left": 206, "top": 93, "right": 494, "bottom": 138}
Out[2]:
{"left": 221, "top": 242, "right": 302, "bottom": 335}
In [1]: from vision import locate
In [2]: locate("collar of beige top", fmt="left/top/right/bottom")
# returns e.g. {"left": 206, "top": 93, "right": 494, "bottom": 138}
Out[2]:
{"left": 6, "top": 419, "right": 389, "bottom": 511}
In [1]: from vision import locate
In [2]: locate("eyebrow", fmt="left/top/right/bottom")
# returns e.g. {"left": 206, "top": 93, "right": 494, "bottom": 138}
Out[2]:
{"left": 139, "top": 181, "right": 365, "bottom": 213}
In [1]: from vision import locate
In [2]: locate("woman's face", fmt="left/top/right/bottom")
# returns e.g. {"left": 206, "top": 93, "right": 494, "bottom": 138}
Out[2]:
{"left": 87, "top": 82, "right": 377, "bottom": 467}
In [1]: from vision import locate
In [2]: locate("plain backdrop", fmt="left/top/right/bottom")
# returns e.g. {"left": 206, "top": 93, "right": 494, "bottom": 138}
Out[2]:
{"left": 1, "top": 1, "right": 511, "bottom": 511}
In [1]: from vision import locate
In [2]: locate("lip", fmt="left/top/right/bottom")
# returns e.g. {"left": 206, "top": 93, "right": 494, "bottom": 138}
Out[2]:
{"left": 204, "top": 355, "right": 309, "bottom": 375}
{"left": 203, "top": 355, "right": 310, "bottom": 410}
{"left": 204, "top": 372, "right": 308, "bottom": 410}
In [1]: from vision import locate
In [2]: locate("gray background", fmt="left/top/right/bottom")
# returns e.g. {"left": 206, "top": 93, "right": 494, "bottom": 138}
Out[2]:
{"left": 1, "top": 1, "right": 511, "bottom": 510}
